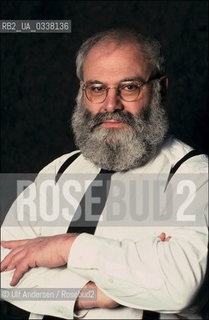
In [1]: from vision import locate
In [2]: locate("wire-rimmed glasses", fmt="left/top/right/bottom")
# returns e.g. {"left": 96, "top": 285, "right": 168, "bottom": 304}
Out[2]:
{"left": 82, "top": 75, "right": 164, "bottom": 104}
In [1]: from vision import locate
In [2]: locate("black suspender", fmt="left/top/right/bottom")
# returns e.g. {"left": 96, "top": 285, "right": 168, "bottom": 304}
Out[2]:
{"left": 164, "top": 149, "right": 203, "bottom": 191}
{"left": 55, "top": 151, "right": 81, "bottom": 183}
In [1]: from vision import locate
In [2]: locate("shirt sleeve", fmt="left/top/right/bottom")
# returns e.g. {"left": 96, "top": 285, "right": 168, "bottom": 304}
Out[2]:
{"left": 67, "top": 169, "right": 208, "bottom": 313}
{"left": 68, "top": 225, "right": 208, "bottom": 313}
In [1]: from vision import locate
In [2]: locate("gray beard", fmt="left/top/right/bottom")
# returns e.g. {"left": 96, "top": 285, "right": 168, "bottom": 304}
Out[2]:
{"left": 71, "top": 82, "right": 169, "bottom": 171}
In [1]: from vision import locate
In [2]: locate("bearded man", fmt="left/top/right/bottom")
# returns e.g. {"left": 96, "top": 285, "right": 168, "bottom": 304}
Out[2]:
{"left": 1, "top": 29, "right": 208, "bottom": 320}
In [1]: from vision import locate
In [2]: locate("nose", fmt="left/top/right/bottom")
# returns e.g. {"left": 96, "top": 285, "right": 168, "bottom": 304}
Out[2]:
{"left": 103, "top": 87, "right": 124, "bottom": 112}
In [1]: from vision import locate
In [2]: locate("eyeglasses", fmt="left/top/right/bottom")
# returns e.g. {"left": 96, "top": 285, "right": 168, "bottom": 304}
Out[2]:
{"left": 82, "top": 75, "right": 164, "bottom": 104}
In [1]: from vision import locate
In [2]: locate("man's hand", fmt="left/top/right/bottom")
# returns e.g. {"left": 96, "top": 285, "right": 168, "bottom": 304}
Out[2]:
{"left": 0, "top": 233, "right": 79, "bottom": 286}
{"left": 75, "top": 281, "right": 119, "bottom": 310}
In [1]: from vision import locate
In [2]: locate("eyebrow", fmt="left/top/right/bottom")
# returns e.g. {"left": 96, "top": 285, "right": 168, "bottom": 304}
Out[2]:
{"left": 120, "top": 77, "right": 145, "bottom": 82}
{"left": 85, "top": 80, "right": 104, "bottom": 85}
{"left": 85, "top": 77, "right": 145, "bottom": 85}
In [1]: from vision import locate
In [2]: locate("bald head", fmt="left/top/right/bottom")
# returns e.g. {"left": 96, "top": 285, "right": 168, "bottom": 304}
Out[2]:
{"left": 76, "top": 29, "right": 165, "bottom": 81}
{"left": 83, "top": 41, "right": 153, "bottom": 84}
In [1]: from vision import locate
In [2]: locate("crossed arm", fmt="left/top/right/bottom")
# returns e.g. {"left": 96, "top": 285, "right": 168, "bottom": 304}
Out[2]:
{"left": 0, "top": 232, "right": 171, "bottom": 309}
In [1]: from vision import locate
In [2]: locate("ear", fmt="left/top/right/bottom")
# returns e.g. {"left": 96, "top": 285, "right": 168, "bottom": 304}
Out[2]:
{"left": 161, "top": 76, "right": 168, "bottom": 100}
{"left": 80, "top": 81, "right": 83, "bottom": 87}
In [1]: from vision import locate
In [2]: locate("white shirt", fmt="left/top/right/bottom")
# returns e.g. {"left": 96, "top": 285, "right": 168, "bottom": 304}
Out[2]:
{"left": 1, "top": 136, "right": 208, "bottom": 319}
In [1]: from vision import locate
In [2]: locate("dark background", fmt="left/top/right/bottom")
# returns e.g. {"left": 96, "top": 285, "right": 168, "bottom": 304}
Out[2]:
{"left": 1, "top": 0, "right": 208, "bottom": 173}
{"left": 0, "top": 2, "right": 208, "bottom": 318}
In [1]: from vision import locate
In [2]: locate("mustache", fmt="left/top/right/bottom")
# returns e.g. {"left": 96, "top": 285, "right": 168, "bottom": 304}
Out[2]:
{"left": 84, "top": 110, "right": 139, "bottom": 131}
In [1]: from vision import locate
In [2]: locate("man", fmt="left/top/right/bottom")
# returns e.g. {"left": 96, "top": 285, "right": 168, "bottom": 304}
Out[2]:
{"left": 1, "top": 29, "right": 208, "bottom": 319}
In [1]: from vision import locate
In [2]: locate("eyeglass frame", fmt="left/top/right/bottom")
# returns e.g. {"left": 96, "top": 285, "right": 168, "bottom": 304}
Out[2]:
{"left": 81, "top": 74, "right": 166, "bottom": 104}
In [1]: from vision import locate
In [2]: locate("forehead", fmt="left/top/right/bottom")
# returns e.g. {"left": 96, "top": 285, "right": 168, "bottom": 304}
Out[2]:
{"left": 83, "top": 41, "right": 153, "bottom": 83}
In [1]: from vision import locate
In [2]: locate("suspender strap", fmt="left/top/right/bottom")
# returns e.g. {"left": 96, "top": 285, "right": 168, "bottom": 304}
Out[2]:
{"left": 55, "top": 151, "right": 81, "bottom": 183}
{"left": 164, "top": 149, "right": 203, "bottom": 191}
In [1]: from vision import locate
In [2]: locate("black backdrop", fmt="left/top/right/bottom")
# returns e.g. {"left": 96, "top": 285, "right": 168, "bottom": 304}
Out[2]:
{"left": 1, "top": 0, "right": 208, "bottom": 173}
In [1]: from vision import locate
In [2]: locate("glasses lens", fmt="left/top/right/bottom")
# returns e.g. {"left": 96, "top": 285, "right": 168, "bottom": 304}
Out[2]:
{"left": 84, "top": 82, "right": 142, "bottom": 103}
{"left": 119, "top": 82, "right": 141, "bottom": 102}
{"left": 85, "top": 85, "right": 106, "bottom": 103}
